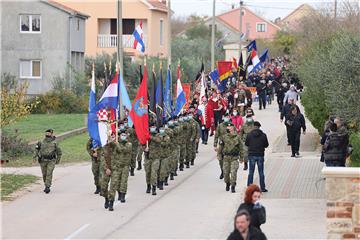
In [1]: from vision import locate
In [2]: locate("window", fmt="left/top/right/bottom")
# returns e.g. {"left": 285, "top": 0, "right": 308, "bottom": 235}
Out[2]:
{"left": 256, "top": 23, "right": 266, "bottom": 32}
{"left": 20, "top": 15, "right": 41, "bottom": 33}
{"left": 160, "top": 19, "right": 164, "bottom": 46}
{"left": 123, "top": 19, "right": 135, "bottom": 35}
{"left": 20, "top": 60, "right": 41, "bottom": 78}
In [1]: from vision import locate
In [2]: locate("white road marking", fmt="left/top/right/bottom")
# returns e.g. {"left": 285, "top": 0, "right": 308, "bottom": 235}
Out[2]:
{"left": 64, "top": 223, "right": 90, "bottom": 240}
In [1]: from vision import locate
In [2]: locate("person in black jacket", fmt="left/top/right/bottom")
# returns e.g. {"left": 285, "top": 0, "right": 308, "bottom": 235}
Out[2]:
{"left": 323, "top": 123, "right": 348, "bottom": 167}
{"left": 256, "top": 79, "right": 267, "bottom": 110}
{"left": 245, "top": 121, "right": 269, "bottom": 192}
{"left": 280, "top": 98, "right": 300, "bottom": 145}
{"left": 237, "top": 184, "right": 266, "bottom": 231}
{"left": 287, "top": 106, "right": 306, "bottom": 157}
{"left": 227, "top": 210, "right": 267, "bottom": 240}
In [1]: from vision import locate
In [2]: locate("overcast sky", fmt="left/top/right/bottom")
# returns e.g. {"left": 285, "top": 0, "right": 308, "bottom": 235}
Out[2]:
{"left": 171, "top": 0, "right": 336, "bottom": 21}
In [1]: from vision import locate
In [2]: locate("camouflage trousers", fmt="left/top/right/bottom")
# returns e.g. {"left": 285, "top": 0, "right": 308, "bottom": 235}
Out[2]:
{"left": 39, "top": 160, "right": 56, "bottom": 188}
{"left": 108, "top": 165, "right": 130, "bottom": 200}
{"left": 217, "top": 145, "right": 224, "bottom": 170}
{"left": 179, "top": 144, "right": 187, "bottom": 165}
{"left": 223, "top": 156, "right": 240, "bottom": 185}
{"left": 130, "top": 144, "right": 139, "bottom": 169}
{"left": 170, "top": 146, "right": 180, "bottom": 173}
{"left": 100, "top": 171, "right": 111, "bottom": 198}
{"left": 186, "top": 141, "right": 196, "bottom": 163}
{"left": 137, "top": 145, "right": 144, "bottom": 162}
{"left": 243, "top": 146, "right": 248, "bottom": 163}
{"left": 91, "top": 159, "right": 101, "bottom": 187}
{"left": 144, "top": 158, "right": 160, "bottom": 186}
{"left": 159, "top": 157, "right": 170, "bottom": 181}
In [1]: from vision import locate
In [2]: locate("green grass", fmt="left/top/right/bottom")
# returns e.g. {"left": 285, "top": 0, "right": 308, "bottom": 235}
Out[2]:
{"left": 1, "top": 174, "right": 39, "bottom": 201}
{"left": 2, "top": 114, "right": 86, "bottom": 142}
{"left": 4, "top": 133, "right": 90, "bottom": 167}
{"left": 350, "top": 132, "right": 360, "bottom": 167}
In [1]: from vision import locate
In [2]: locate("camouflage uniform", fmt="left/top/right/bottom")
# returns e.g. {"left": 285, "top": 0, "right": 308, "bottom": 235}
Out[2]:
{"left": 214, "top": 122, "right": 229, "bottom": 170}
{"left": 158, "top": 132, "right": 171, "bottom": 186}
{"left": 178, "top": 120, "right": 187, "bottom": 170}
{"left": 34, "top": 136, "right": 62, "bottom": 189}
{"left": 86, "top": 139, "right": 102, "bottom": 190}
{"left": 169, "top": 123, "right": 181, "bottom": 176}
{"left": 222, "top": 127, "right": 244, "bottom": 186}
{"left": 126, "top": 127, "right": 139, "bottom": 173}
{"left": 185, "top": 118, "right": 197, "bottom": 166}
{"left": 100, "top": 143, "right": 112, "bottom": 199}
{"left": 111, "top": 140, "right": 132, "bottom": 197}
{"left": 144, "top": 133, "right": 163, "bottom": 187}
{"left": 240, "top": 121, "right": 255, "bottom": 163}
{"left": 136, "top": 145, "right": 145, "bottom": 170}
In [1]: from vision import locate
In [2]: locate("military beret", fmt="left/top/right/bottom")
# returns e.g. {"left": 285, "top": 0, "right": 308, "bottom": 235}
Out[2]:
{"left": 45, "top": 129, "right": 54, "bottom": 133}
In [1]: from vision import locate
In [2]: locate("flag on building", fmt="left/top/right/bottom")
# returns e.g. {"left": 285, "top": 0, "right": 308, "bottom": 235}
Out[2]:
{"left": 130, "top": 65, "right": 150, "bottom": 145}
{"left": 174, "top": 64, "right": 186, "bottom": 116}
{"left": 132, "top": 20, "right": 145, "bottom": 53}
{"left": 88, "top": 72, "right": 119, "bottom": 147}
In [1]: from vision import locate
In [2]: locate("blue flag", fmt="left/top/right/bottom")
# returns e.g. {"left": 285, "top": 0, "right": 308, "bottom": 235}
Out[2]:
{"left": 209, "top": 69, "right": 227, "bottom": 92}
{"left": 246, "top": 40, "right": 257, "bottom": 52}
{"left": 259, "top": 48, "right": 269, "bottom": 63}
{"left": 156, "top": 67, "right": 164, "bottom": 126}
{"left": 164, "top": 66, "right": 172, "bottom": 120}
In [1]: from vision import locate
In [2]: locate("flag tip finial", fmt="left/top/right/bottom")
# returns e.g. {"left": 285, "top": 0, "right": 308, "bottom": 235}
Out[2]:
{"left": 144, "top": 57, "right": 147, "bottom": 66}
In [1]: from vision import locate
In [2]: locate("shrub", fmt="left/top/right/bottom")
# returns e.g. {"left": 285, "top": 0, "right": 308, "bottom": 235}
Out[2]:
{"left": 349, "top": 133, "right": 360, "bottom": 167}
{"left": 1, "top": 130, "right": 32, "bottom": 161}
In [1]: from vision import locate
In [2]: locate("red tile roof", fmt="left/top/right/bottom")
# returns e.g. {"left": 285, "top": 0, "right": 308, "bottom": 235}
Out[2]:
{"left": 147, "top": 0, "right": 168, "bottom": 12}
{"left": 45, "top": 1, "right": 90, "bottom": 18}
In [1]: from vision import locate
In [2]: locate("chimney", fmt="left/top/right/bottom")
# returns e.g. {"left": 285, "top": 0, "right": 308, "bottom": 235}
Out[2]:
{"left": 231, "top": 4, "right": 235, "bottom": 9}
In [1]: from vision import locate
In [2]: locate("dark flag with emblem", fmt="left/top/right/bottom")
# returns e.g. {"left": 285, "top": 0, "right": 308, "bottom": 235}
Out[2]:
{"left": 238, "top": 52, "right": 246, "bottom": 79}
{"left": 149, "top": 65, "right": 157, "bottom": 117}
{"left": 155, "top": 65, "right": 164, "bottom": 127}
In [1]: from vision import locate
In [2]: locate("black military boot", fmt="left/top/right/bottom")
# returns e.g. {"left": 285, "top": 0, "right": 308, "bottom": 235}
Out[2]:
{"left": 219, "top": 170, "right": 224, "bottom": 180}
{"left": 226, "top": 183, "right": 230, "bottom": 192}
{"left": 118, "top": 191, "right": 122, "bottom": 201}
{"left": 191, "top": 159, "right": 194, "bottom": 166}
{"left": 243, "top": 162, "right": 248, "bottom": 171}
{"left": 104, "top": 198, "right": 109, "bottom": 209}
{"left": 146, "top": 184, "right": 151, "bottom": 194}
{"left": 130, "top": 168, "right": 135, "bottom": 176}
{"left": 137, "top": 161, "right": 142, "bottom": 170}
{"left": 152, "top": 185, "right": 157, "bottom": 195}
{"left": 179, "top": 163, "right": 184, "bottom": 171}
{"left": 170, "top": 173, "right": 174, "bottom": 180}
{"left": 159, "top": 181, "right": 164, "bottom": 190}
{"left": 185, "top": 162, "right": 190, "bottom": 168}
{"left": 108, "top": 200, "right": 114, "bottom": 211}
{"left": 174, "top": 170, "right": 178, "bottom": 176}
{"left": 94, "top": 186, "right": 101, "bottom": 194}
{"left": 44, "top": 187, "right": 50, "bottom": 194}
{"left": 231, "top": 185, "right": 236, "bottom": 193}
{"left": 164, "top": 177, "right": 169, "bottom": 186}
{"left": 120, "top": 193, "right": 126, "bottom": 203}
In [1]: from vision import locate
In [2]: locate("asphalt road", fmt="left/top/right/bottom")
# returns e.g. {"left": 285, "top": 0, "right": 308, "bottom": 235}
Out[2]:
{"left": 1, "top": 102, "right": 326, "bottom": 239}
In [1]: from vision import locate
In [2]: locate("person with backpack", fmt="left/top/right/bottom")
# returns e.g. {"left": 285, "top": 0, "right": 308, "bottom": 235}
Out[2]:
{"left": 33, "top": 129, "right": 62, "bottom": 194}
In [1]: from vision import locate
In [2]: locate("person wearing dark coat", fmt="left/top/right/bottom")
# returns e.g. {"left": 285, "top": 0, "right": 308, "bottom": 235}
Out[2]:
{"left": 287, "top": 106, "right": 306, "bottom": 157}
{"left": 256, "top": 80, "right": 267, "bottom": 110}
{"left": 245, "top": 121, "right": 269, "bottom": 192}
{"left": 237, "top": 184, "right": 266, "bottom": 231}
{"left": 280, "top": 98, "right": 300, "bottom": 145}
{"left": 276, "top": 82, "right": 288, "bottom": 112}
{"left": 323, "top": 123, "right": 348, "bottom": 167}
{"left": 227, "top": 210, "right": 267, "bottom": 240}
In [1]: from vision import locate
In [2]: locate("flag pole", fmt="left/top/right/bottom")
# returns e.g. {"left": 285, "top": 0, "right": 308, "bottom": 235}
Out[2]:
{"left": 211, "top": 0, "right": 216, "bottom": 71}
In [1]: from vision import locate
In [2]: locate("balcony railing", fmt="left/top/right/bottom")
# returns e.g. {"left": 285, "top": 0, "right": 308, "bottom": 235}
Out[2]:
{"left": 97, "top": 34, "right": 147, "bottom": 49}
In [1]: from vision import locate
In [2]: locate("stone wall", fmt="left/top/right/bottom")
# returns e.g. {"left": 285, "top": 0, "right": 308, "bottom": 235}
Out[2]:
{"left": 322, "top": 167, "right": 360, "bottom": 239}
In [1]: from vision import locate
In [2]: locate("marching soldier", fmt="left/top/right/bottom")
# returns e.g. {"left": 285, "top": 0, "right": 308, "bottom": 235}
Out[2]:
{"left": 178, "top": 115, "right": 187, "bottom": 171}
{"left": 124, "top": 119, "right": 139, "bottom": 176}
{"left": 214, "top": 114, "right": 231, "bottom": 179}
{"left": 158, "top": 126, "right": 171, "bottom": 189}
{"left": 188, "top": 112, "right": 199, "bottom": 166}
{"left": 168, "top": 118, "right": 180, "bottom": 180}
{"left": 86, "top": 138, "right": 102, "bottom": 194}
{"left": 101, "top": 132, "right": 116, "bottom": 210}
{"left": 144, "top": 125, "right": 162, "bottom": 195}
{"left": 222, "top": 123, "right": 244, "bottom": 193}
{"left": 33, "top": 129, "right": 62, "bottom": 194}
{"left": 240, "top": 114, "right": 255, "bottom": 171}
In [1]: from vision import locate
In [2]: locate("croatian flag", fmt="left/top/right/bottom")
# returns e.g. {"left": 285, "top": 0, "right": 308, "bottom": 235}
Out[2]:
{"left": 247, "top": 40, "right": 261, "bottom": 73}
{"left": 133, "top": 21, "right": 145, "bottom": 53}
{"left": 88, "top": 73, "right": 119, "bottom": 147}
{"left": 174, "top": 64, "right": 186, "bottom": 116}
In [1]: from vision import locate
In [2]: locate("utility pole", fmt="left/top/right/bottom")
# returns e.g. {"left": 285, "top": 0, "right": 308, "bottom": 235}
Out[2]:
{"left": 117, "top": 0, "right": 123, "bottom": 75}
{"left": 334, "top": 0, "right": 337, "bottom": 19}
{"left": 211, "top": 0, "right": 216, "bottom": 71}
{"left": 239, "top": 1, "right": 243, "bottom": 60}
{"left": 167, "top": 0, "right": 171, "bottom": 66}
{"left": 117, "top": 0, "right": 123, "bottom": 120}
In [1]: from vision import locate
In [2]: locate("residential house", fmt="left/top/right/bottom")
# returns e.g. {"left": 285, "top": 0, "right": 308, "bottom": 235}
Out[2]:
{"left": 0, "top": 0, "right": 89, "bottom": 95}
{"left": 203, "top": 6, "right": 281, "bottom": 60}
{"left": 59, "top": 0, "right": 170, "bottom": 58}
{"left": 279, "top": 4, "right": 316, "bottom": 32}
